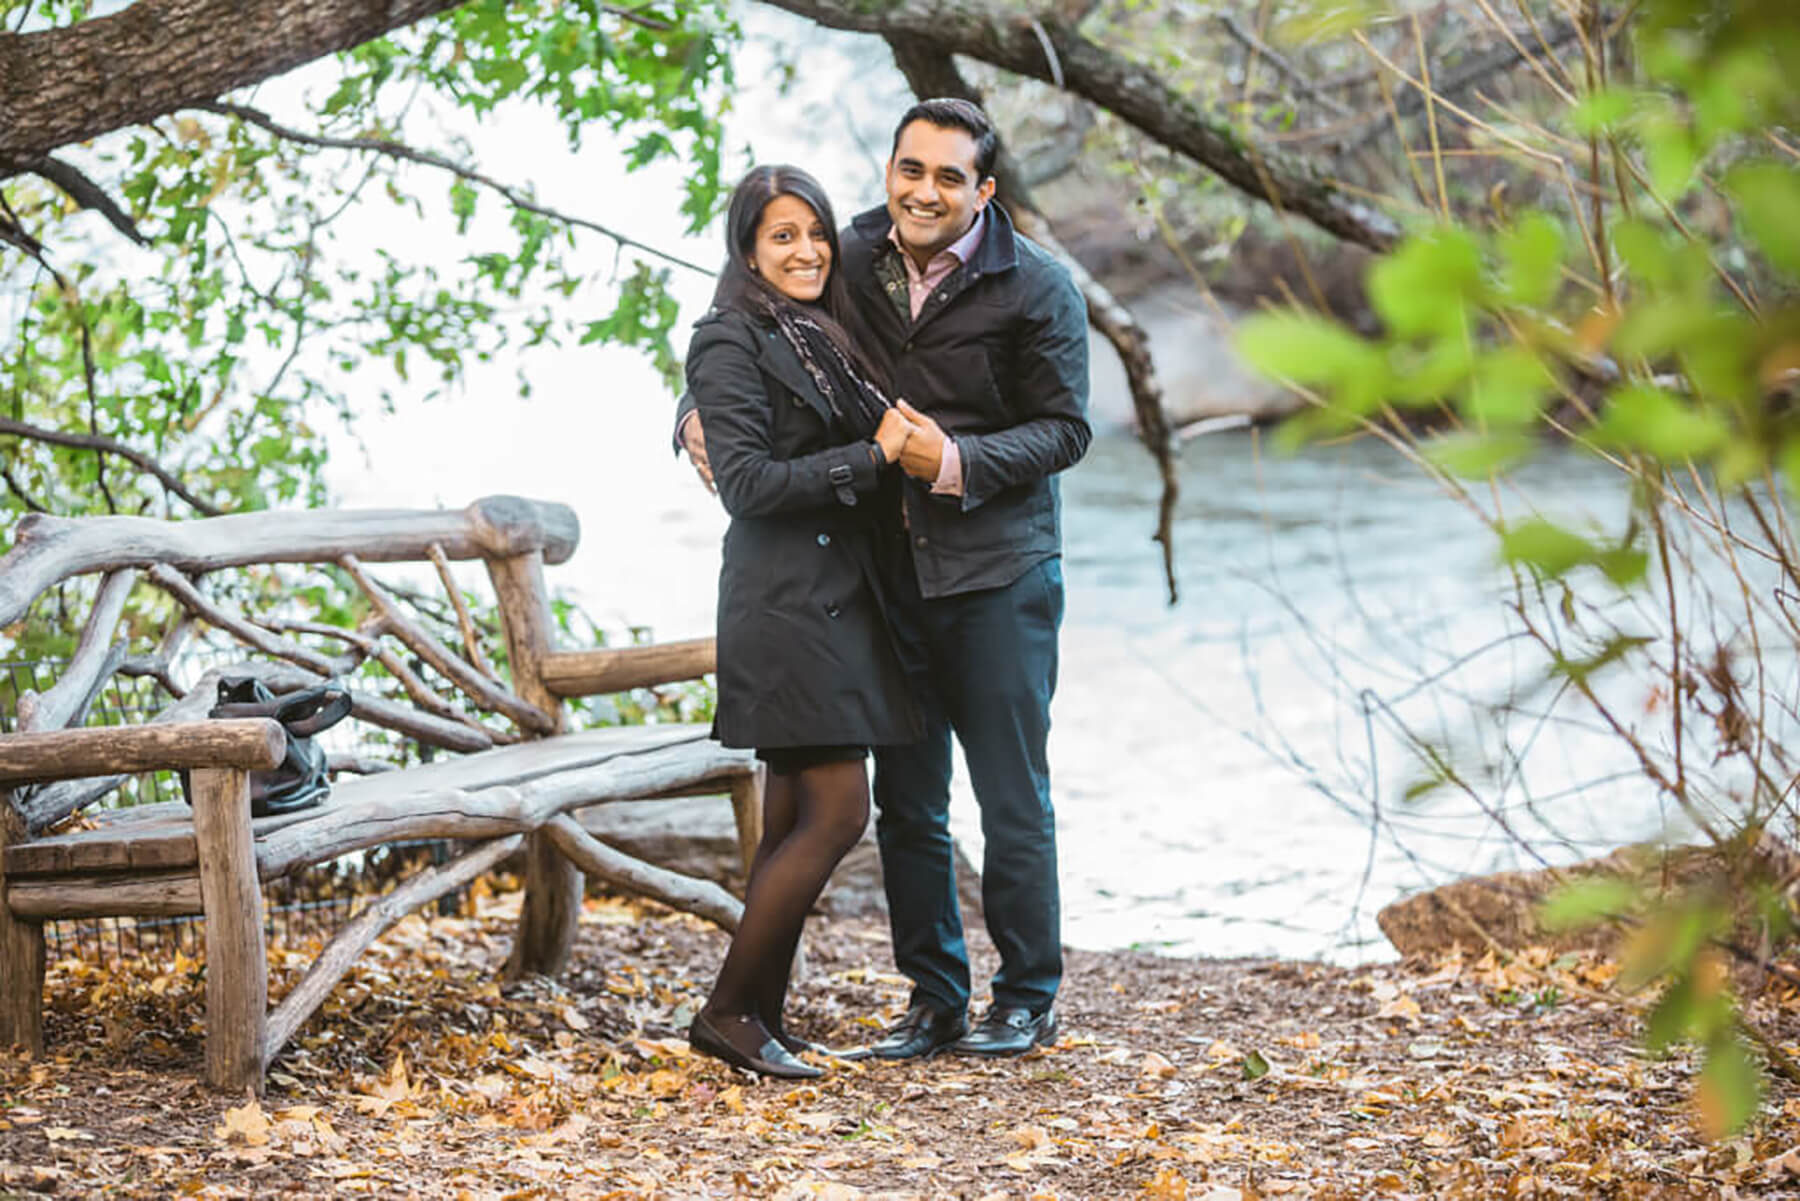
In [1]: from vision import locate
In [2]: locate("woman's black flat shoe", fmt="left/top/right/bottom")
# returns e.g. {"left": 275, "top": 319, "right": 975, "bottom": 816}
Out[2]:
{"left": 689, "top": 1013, "right": 823, "bottom": 1079}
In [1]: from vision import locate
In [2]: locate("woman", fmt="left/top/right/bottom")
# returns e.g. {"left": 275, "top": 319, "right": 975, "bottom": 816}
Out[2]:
{"left": 684, "top": 165, "right": 921, "bottom": 1079}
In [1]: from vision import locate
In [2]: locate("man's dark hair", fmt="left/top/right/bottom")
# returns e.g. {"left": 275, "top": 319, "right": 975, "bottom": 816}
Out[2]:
{"left": 890, "top": 98, "right": 998, "bottom": 180}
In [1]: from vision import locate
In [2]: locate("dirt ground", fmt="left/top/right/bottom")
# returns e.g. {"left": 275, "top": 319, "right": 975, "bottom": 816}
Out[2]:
{"left": 5, "top": 883, "right": 1800, "bottom": 1199}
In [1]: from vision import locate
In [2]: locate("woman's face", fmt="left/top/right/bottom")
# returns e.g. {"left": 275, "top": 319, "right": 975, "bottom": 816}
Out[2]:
{"left": 751, "top": 193, "right": 831, "bottom": 303}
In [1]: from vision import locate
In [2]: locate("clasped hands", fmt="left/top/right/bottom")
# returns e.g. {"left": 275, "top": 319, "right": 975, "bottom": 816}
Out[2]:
{"left": 874, "top": 400, "right": 947, "bottom": 481}
{"left": 682, "top": 399, "right": 948, "bottom": 491}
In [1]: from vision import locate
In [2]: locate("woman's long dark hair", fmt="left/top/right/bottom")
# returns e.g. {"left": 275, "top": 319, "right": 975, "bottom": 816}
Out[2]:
{"left": 710, "top": 165, "right": 892, "bottom": 391}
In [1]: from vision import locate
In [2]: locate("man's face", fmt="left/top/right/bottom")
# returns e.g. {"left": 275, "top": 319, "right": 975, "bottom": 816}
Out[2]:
{"left": 885, "top": 120, "right": 996, "bottom": 260}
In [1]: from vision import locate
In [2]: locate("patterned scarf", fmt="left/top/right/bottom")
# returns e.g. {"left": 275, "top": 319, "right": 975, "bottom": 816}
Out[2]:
{"left": 762, "top": 300, "right": 890, "bottom": 441}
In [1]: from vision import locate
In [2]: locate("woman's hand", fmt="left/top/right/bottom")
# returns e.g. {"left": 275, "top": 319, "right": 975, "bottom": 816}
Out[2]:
{"left": 874, "top": 405, "right": 917, "bottom": 465}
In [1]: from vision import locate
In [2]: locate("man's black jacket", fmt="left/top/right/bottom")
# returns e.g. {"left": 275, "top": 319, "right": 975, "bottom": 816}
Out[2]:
{"left": 675, "top": 200, "right": 1091, "bottom": 599}
{"left": 841, "top": 201, "right": 1090, "bottom": 598}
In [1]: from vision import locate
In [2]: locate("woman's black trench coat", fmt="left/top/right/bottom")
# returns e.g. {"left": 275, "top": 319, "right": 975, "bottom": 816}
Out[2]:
{"left": 686, "top": 307, "right": 923, "bottom": 752}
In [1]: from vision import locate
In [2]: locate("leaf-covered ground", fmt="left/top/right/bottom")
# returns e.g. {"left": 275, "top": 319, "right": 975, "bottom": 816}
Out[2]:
{"left": 5, "top": 883, "right": 1800, "bottom": 1198}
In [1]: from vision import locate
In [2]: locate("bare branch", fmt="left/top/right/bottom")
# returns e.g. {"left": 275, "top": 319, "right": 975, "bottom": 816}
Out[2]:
{"left": 428, "top": 541, "right": 501, "bottom": 684}
{"left": 0, "top": 417, "right": 221, "bottom": 516}
{"left": 12, "top": 154, "right": 149, "bottom": 245}
{"left": 340, "top": 552, "right": 556, "bottom": 735}
{"left": 147, "top": 562, "right": 352, "bottom": 678}
{"left": 768, "top": 0, "right": 1401, "bottom": 251}
{"left": 18, "top": 569, "right": 138, "bottom": 733}
{"left": 1216, "top": 12, "right": 1351, "bottom": 117}
{"left": 194, "top": 101, "right": 716, "bottom": 277}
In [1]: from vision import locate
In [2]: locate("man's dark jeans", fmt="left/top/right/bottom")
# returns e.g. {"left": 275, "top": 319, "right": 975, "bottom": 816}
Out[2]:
{"left": 873, "top": 555, "right": 1064, "bottom": 1015}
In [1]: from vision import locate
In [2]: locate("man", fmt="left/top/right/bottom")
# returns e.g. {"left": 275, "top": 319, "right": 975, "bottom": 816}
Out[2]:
{"left": 678, "top": 99, "right": 1090, "bottom": 1058}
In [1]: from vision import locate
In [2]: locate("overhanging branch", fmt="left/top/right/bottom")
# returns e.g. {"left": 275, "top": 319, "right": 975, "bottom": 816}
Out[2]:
{"left": 762, "top": 0, "right": 1401, "bottom": 252}
{"left": 195, "top": 101, "right": 715, "bottom": 277}
{"left": 0, "top": 417, "right": 222, "bottom": 516}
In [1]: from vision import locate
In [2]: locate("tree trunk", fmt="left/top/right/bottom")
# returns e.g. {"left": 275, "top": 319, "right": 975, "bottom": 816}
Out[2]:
{"left": 0, "top": 0, "right": 464, "bottom": 164}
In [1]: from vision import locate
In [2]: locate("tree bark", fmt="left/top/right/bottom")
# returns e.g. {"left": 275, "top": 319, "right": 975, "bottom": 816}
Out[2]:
{"left": 539, "top": 638, "right": 716, "bottom": 698}
{"left": 0, "top": 0, "right": 1398, "bottom": 254}
{"left": 770, "top": 0, "right": 1400, "bottom": 251}
{"left": 0, "top": 0, "right": 463, "bottom": 164}
{"left": 262, "top": 834, "right": 523, "bottom": 1063}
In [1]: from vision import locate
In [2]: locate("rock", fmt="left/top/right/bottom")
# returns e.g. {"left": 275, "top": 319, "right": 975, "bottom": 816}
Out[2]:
{"left": 577, "top": 795, "right": 984, "bottom": 922}
{"left": 1376, "top": 834, "right": 1800, "bottom": 958}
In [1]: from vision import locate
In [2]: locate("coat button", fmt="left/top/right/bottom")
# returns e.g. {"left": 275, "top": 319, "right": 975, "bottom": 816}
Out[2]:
{"left": 915, "top": 535, "right": 928, "bottom": 548}
{"left": 825, "top": 604, "right": 841, "bottom": 618}
{"left": 817, "top": 533, "right": 831, "bottom": 547}
{"left": 792, "top": 393, "right": 807, "bottom": 407}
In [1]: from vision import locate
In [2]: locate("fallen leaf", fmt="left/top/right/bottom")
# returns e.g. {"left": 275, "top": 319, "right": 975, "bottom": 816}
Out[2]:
{"left": 42, "top": 1126, "right": 94, "bottom": 1142}
{"left": 214, "top": 1100, "right": 270, "bottom": 1146}
{"left": 1141, "top": 1051, "right": 1178, "bottom": 1080}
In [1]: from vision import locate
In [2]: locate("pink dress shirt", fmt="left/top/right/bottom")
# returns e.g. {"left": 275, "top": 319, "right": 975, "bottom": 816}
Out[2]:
{"left": 887, "top": 211, "right": 988, "bottom": 497}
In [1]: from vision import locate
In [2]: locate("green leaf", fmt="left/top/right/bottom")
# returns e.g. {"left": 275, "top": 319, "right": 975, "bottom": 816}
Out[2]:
{"left": 1235, "top": 312, "right": 1381, "bottom": 389}
{"left": 1568, "top": 86, "right": 1634, "bottom": 134}
{"left": 1594, "top": 385, "right": 1731, "bottom": 462}
{"left": 1644, "top": 975, "right": 1694, "bottom": 1052}
{"left": 1612, "top": 219, "right": 1675, "bottom": 288}
{"left": 1466, "top": 346, "right": 1552, "bottom": 428}
{"left": 1697, "top": 1037, "right": 1764, "bottom": 1139}
{"left": 1498, "top": 517, "right": 1600, "bottom": 576}
{"left": 1642, "top": 110, "right": 1700, "bottom": 199}
{"left": 1724, "top": 160, "right": 1800, "bottom": 277}
{"left": 1241, "top": 1050, "right": 1271, "bottom": 1080}
{"left": 1539, "top": 875, "right": 1639, "bottom": 932}
{"left": 1496, "top": 213, "right": 1565, "bottom": 308}
{"left": 1424, "top": 431, "right": 1534, "bottom": 478}
{"left": 1367, "top": 227, "right": 1484, "bottom": 339}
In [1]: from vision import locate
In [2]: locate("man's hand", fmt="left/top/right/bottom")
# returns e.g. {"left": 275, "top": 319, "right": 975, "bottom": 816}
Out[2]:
{"left": 680, "top": 412, "right": 715, "bottom": 494}
{"left": 894, "top": 399, "right": 946, "bottom": 482}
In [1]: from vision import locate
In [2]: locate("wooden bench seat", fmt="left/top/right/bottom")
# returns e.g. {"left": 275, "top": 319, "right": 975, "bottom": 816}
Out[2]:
{"left": 7, "top": 724, "right": 750, "bottom": 881}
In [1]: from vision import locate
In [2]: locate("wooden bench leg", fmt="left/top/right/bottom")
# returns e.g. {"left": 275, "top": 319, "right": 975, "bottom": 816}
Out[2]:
{"left": 191, "top": 767, "right": 268, "bottom": 1093}
{"left": 504, "top": 830, "right": 581, "bottom": 979}
{"left": 1, "top": 803, "right": 44, "bottom": 1056}
{"left": 728, "top": 766, "right": 766, "bottom": 888}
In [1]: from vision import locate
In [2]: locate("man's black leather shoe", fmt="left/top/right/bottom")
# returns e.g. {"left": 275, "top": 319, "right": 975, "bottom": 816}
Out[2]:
{"left": 952, "top": 1006, "right": 1058, "bottom": 1057}
{"left": 850, "top": 1002, "right": 968, "bottom": 1061}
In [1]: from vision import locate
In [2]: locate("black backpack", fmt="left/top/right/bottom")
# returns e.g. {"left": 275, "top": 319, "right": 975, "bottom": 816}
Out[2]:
{"left": 183, "top": 676, "right": 354, "bottom": 817}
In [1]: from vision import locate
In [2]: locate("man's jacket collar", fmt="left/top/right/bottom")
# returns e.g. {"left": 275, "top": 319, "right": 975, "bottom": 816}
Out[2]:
{"left": 851, "top": 200, "right": 1020, "bottom": 277}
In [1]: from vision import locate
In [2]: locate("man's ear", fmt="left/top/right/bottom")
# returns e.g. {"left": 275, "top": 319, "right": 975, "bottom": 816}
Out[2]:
{"left": 975, "top": 176, "right": 997, "bottom": 209}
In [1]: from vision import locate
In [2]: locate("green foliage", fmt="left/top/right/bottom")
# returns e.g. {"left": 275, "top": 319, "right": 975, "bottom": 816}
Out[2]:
{"left": 1249, "top": 0, "right": 1800, "bottom": 1138}
{"left": 1539, "top": 875, "right": 1641, "bottom": 933}
{"left": 0, "top": 0, "right": 737, "bottom": 533}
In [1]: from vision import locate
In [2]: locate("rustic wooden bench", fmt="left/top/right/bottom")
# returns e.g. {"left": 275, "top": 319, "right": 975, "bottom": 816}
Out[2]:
{"left": 0, "top": 496, "right": 759, "bottom": 1093}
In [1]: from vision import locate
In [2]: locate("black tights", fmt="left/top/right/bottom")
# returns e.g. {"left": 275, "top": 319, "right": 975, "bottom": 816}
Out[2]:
{"left": 700, "top": 759, "right": 869, "bottom": 1055}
